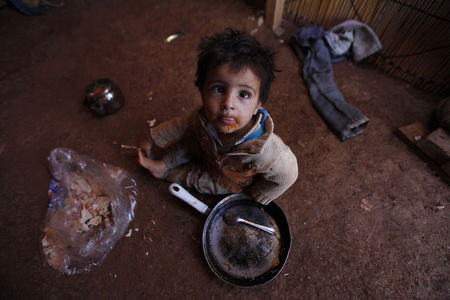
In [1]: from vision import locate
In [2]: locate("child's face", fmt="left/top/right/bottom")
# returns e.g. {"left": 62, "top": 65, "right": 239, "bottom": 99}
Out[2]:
{"left": 201, "top": 63, "right": 262, "bottom": 134}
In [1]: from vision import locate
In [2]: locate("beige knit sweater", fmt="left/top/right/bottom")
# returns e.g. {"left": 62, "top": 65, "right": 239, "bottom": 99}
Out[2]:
{"left": 150, "top": 107, "right": 298, "bottom": 204}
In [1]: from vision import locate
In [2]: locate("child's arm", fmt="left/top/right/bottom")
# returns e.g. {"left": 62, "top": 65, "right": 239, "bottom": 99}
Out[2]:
{"left": 150, "top": 108, "right": 199, "bottom": 149}
{"left": 138, "top": 108, "right": 201, "bottom": 178}
{"left": 246, "top": 136, "right": 298, "bottom": 205}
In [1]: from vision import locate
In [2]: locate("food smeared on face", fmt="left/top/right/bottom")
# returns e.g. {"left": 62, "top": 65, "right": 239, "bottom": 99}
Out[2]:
{"left": 226, "top": 122, "right": 239, "bottom": 132}
{"left": 202, "top": 63, "right": 261, "bottom": 134}
{"left": 227, "top": 124, "right": 238, "bottom": 132}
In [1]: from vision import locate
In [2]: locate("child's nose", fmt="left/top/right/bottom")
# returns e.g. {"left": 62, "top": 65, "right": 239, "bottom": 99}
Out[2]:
{"left": 220, "top": 93, "right": 235, "bottom": 110}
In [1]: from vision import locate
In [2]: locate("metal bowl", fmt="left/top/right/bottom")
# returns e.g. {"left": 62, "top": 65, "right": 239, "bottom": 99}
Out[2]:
{"left": 84, "top": 78, "right": 124, "bottom": 116}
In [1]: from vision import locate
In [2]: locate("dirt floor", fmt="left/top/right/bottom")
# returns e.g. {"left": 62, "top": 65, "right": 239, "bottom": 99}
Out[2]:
{"left": 1, "top": 0, "right": 449, "bottom": 299}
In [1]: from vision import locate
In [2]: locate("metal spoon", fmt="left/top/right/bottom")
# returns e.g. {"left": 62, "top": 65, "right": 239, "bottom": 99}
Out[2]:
{"left": 223, "top": 212, "right": 276, "bottom": 235}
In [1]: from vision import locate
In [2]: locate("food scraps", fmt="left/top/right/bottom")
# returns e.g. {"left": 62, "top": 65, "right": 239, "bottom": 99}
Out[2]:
{"left": 42, "top": 148, "right": 137, "bottom": 275}
{"left": 42, "top": 173, "right": 114, "bottom": 273}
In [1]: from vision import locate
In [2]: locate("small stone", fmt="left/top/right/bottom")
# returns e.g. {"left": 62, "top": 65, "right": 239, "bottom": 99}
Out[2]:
{"left": 360, "top": 198, "right": 373, "bottom": 211}
{"left": 125, "top": 229, "right": 132, "bottom": 237}
{"left": 257, "top": 16, "right": 264, "bottom": 27}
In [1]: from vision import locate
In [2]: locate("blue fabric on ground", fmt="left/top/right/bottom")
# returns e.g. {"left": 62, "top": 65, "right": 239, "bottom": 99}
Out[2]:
{"left": 291, "top": 26, "right": 369, "bottom": 141}
{"left": 8, "top": 0, "right": 50, "bottom": 15}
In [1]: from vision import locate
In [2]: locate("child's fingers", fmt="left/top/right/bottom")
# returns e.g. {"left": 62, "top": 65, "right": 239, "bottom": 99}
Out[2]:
{"left": 139, "top": 140, "right": 151, "bottom": 157}
{"left": 137, "top": 148, "right": 153, "bottom": 170}
{"left": 137, "top": 148, "right": 144, "bottom": 165}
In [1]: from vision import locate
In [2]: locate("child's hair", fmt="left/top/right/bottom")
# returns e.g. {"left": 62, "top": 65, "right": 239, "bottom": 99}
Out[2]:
{"left": 195, "top": 28, "right": 277, "bottom": 104}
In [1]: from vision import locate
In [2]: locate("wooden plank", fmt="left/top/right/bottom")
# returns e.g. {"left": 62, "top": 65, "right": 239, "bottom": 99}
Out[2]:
{"left": 266, "top": 0, "right": 285, "bottom": 30}
{"left": 396, "top": 123, "right": 450, "bottom": 184}
{"left": 396, "top": 122, "right": 430, "bottom": 147}
{"left": 416, "top": 128, "right": 450, "bottom": 165}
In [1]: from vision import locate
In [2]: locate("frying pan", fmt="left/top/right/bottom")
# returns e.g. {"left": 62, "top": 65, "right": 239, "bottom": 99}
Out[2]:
{"left": 169, "top": 183, "right": 291, "bottom": 287}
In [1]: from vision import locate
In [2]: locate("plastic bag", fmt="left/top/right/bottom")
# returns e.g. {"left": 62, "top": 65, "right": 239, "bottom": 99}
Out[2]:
{"left": 41, "top": 148, "right": 137, "bottom": 274}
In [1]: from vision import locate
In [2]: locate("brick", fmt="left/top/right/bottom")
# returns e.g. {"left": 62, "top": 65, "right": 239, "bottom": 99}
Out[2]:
{"left": 396, "top": 122, "right": 430, "bottom": 147}
{"left": 441, "top": 161, "right": 450, "bottom": 177}
{"left": 416, "top": 128, "right": 450, "bottom": 165}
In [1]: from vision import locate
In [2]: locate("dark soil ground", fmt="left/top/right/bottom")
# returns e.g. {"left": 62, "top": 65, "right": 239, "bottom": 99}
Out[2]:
{"left": 1, "top": 0, "right": 448, "bottom": 299}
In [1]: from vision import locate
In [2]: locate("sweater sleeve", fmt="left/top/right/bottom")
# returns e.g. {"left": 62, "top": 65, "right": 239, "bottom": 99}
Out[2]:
{"left": 150, "top": 109, "right": 198, "bottom": 148}
{"left": 150, "top": 109, "right": 200, "bottom": 169}
{"left": 246, "top": 135, "right": 298, "bottom": 205}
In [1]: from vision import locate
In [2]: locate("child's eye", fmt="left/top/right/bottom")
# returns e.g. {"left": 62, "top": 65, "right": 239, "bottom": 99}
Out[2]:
{"left": 239, "top": 91, "right": 251, "bottom": 99}
{"left": 213, "top": 86, "right": 225, "bottom": 94}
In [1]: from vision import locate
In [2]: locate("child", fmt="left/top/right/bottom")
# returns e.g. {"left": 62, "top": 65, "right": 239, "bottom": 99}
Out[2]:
{"left": 138, "top": 28, "right": 298, "bottom": 205}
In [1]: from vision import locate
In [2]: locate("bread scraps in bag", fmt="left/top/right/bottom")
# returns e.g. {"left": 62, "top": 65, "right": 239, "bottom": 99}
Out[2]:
{"left": 42, "top": 148, "right": 137, "bottom": 274}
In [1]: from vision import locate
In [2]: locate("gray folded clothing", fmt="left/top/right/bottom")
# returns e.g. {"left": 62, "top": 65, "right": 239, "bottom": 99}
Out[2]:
{"left": 325, "top": 20, "right": 383, "bottom": 63}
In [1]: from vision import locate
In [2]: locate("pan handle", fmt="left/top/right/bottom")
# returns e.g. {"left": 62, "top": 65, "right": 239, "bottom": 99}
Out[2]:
{"left": 169, "top": 183, "right": 210, "bottom": 214}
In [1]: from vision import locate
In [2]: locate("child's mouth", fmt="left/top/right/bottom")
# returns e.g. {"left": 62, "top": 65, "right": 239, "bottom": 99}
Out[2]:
{"left": 220, "top": 116, "right": 236, "bottom": 125}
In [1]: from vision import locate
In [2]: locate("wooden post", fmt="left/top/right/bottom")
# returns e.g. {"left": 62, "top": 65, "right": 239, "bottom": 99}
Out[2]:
{"left": 266, "top": 0, "right": 285, "bottom": 31}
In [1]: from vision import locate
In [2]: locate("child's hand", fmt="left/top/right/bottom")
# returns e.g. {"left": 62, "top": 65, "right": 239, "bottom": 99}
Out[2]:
{"left": 137, "top": 148, "right": 168, "bottom": 179}
{"left": 139, "top": 139, "right": 153, "bottom": 158}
